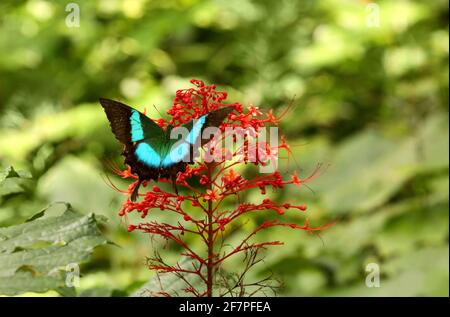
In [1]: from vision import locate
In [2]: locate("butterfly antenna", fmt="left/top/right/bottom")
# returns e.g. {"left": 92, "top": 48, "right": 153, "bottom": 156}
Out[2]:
{"left": 153, "top": 104, "right": 164, "bottom": 117}
{"left": 130, "top": 179, "right": 142, "bottom": 202}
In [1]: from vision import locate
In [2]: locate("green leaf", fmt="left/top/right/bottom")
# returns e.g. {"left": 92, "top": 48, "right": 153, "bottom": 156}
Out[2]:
{"left": 0, "top": 166, "right": 21, "bottom": 182}
{"left": 0, "top": 203, "right": 108, "bottom": 296}
{"left": 0, "top": 166, "right": 32, "bottom": 197}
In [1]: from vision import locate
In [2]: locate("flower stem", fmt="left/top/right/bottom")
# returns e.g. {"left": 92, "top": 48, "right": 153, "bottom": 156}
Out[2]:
{"left": 206, "top": 163, "right": 214, "bottom": 297}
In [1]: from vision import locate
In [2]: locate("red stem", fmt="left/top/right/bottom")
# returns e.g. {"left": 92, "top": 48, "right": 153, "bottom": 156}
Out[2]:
{"left": 206, "top": 163, "right": 214, "bottom": 297}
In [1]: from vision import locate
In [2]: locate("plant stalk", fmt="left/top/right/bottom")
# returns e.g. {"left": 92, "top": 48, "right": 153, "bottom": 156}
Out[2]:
{"left": 206, "top": 163, "right": 214, "bottom": 297}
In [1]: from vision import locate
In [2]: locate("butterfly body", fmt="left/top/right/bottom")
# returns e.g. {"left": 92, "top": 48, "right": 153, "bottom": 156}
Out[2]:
{"left": 100, "top": 98, "right": 232, "bottom": 201}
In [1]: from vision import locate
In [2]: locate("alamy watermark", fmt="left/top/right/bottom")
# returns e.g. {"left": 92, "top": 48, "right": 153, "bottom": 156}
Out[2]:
{"left": 65, "top": 262, "right": 80, "bottom": 288}
{"left": 65, "top": 3, "right": 80, "bottom": 28}
{"left": 365, "top": 3, "right": 380, "bottom": 28}
{"left": 136, "top": 124, "right": 280, "bottom": 173}
{"left": 365, "top": 263, "right": 381, "bottom": 288}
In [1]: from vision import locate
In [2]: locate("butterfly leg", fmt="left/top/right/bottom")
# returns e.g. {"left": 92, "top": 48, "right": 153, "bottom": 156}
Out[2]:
{"left": 130, "top": 179, "right": 142, "bottom": 202}
{"left": 171, "top": 174, "right": 179, "bottom": 195}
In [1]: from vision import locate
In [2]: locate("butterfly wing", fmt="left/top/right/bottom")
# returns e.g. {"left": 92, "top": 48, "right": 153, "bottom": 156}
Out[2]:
{"left": 197, "top": 106, "right": 234, "bottom": 146}
{"left": 161, "top": 107, "right": 234, "bottom": 166}
{"left": 99, "top": 98, "right": 164, "bottom": 145}
{"left": 99, "top": 98, "right": 166, "bottom": 170}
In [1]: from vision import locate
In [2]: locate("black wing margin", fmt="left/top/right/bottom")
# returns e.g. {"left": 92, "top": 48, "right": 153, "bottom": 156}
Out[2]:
{"left": 99, "top": 98, "right": 134, "bottom": 145}
{"left": 200, "top": 106, "right": 234, "bottom": 146}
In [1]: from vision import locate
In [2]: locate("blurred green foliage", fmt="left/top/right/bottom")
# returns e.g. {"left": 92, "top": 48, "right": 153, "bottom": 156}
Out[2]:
{"left": 0, "top": 0, "right": 448, "bottom": 296}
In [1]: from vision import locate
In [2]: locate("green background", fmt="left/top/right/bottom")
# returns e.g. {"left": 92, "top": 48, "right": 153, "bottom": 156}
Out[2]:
{"left": 0, "top": 0, "right": 448, "bottom": 296}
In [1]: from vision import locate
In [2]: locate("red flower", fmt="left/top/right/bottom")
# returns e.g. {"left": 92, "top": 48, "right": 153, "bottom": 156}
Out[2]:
{"left": 199, "top": 175, "right": 209, "bottom": 185}
{"left": 221, "top": 169, "right": 242, "bottom": 191}
{"left": 203, "top": 189, "right": 221, "bottom": 202}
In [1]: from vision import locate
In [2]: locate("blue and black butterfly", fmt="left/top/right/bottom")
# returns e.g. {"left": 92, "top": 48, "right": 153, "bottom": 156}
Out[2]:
{"left": 100, "top": 98, "right": 233, "bottom": 201}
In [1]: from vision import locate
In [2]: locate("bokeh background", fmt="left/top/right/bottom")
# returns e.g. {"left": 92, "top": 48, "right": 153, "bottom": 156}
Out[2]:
{"left": 0, "top": 0, "right": 448, "bottom": 296}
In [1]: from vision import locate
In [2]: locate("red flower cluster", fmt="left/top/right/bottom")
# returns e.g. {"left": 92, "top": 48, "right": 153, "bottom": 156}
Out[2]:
{"left": 114, "top": 79, "right": 330, "bottom": 297}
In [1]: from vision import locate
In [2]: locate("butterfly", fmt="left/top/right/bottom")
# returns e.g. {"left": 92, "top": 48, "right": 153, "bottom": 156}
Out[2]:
{"left": 99, "top": 98, "right": 233, "bottom": 201}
